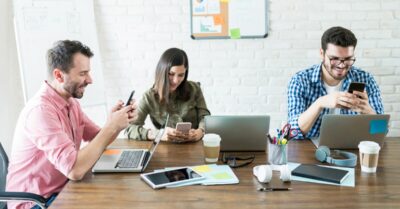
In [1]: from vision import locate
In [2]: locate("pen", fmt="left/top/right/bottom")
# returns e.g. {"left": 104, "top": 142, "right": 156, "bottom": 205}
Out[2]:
{"left": 258, "top": 187, "right": 292, "bottom": 192}
{"left": 267, "top": 133, "right": 273, "bottom": 143}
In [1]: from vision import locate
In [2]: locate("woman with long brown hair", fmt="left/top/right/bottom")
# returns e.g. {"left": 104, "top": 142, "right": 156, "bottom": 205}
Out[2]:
{"left": 125, "top": 48, "right": 210, "bottom": 142}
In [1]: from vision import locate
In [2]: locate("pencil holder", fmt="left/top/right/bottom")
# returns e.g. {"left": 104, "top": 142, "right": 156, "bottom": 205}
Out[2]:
{"left": 267, "top": 140, "right": 288, "bottom": 165}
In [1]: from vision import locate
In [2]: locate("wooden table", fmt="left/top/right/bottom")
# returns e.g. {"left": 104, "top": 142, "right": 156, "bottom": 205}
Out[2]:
{"left": 49, "top": 137, "right": 400, "bottom": 209}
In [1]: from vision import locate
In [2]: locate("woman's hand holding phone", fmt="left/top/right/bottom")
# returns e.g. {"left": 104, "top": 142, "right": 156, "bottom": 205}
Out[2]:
{"left": 162, "top": 127, "right": 189, "bottom": 142}
{"left": 161, "top": 123, "right": 203, "bottom": 143}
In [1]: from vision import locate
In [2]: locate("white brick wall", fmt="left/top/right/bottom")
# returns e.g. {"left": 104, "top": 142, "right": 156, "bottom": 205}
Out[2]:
{"left": 94, "top": 0, "right": 400, "bottom": 136}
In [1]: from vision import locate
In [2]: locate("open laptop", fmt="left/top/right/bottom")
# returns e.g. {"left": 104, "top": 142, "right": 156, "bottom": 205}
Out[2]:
{"left": 92, "top": 115, "right": 169, "bottom": 173}
{"left": 310, "top": 114, "right": 390, "bottom": 149}
{"left": 205, "top": 115, "right": 270, "bottom": 152}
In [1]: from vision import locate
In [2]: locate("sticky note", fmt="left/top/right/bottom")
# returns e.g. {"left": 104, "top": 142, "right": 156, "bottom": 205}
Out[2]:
{"left": 213, "top": 15, "right": 223, "bottom": 25}
{"left": 103, "top": 149, "right": 121, "bottom": 155}
{"left": 230, "top": 28, "right": 241, "bottom": 39}
{"left": 369, "top": 120, "right": 388, "bottom": 134}
{"left": 212, "top": 172, "right": 232, "bottom": 180}
{"left": 193, "top": 165, "right": 212, "bottom": 173}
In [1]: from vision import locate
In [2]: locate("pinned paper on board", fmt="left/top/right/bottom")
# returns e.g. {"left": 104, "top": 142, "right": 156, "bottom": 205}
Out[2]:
{"left": 369, "top": 120, "right": 388, "bottom": 134}
{"left": 192, "top": 16, "right": 222, "bottom": 33}
{"left": 191, "top": 0, "right": 268, "bottom": 39}
{"left": 213, "top": 15, "right": 224, "bottom": 25}
{"left": 230, "top": 28, "right": 241, "bottom": 39}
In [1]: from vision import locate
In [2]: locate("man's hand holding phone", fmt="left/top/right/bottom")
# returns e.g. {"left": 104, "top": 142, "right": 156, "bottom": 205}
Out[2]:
{"left": 124, "top": 90, "right": 137, "bottom": 120}
{"left": 350, "top": 90, "right": 375, "bottom": 114}
{"left": 347, "top": 82, "right": 375, "bottom": 114}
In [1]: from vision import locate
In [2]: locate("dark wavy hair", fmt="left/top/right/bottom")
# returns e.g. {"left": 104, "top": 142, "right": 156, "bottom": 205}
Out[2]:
{"left": 321, "top": 26, "right": 357, "bottom": 51}
{"left": 153, "top": 48, "right": 190, "bottom": 105}
{"left": 47, "top": 40, "right": 93, "bottom": 76}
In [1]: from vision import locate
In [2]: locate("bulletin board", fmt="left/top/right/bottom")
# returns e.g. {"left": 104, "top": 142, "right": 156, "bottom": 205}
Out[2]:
{"left": 190, "top": 0, "right": 268, "bottom": 39}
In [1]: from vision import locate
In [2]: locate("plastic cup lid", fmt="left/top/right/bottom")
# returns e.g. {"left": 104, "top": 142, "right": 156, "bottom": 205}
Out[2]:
{"left": 203, "top": 133, "right": 221, "bottom": 145}
{"left": 358, "top": 141, "right": 380, "bottom": 154}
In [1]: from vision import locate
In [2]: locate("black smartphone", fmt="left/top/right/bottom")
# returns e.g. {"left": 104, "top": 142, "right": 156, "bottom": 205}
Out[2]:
{"left": 348, "top": 82, "right": 365, "bottom": 93}
{"left": 125, "top": 90, "right": 135, "bottom": 106}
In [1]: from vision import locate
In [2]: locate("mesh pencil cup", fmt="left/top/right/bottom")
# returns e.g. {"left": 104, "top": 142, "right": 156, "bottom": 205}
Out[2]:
{"left": 267, "top": 140, "right": 288, "bottom": 166}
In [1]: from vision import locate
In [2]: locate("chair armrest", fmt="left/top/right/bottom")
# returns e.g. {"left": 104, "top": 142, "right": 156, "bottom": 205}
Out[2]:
{"left": 0, "top": 191, "right": 46, "bottom": 209}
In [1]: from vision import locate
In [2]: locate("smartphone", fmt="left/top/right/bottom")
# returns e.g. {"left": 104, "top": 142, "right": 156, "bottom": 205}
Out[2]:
{"left": 348, "top": 82, "right": 365, "bottom": 94}
{"left": 125, "top": 90, "right": 135, "bottom": 106}
{"left": 175, "top": 122, "right": 192, "bottom": 134}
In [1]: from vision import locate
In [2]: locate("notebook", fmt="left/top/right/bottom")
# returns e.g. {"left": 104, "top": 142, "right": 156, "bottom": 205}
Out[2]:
{"left": 310, "top": 114, "right": 390, "bottom": 149}
{"left": 204, "top": 115, "right": 270, "bottom": 152}
{"left": 92, "top": 115, "right": 169, "bottom": 173}
{"left": 291, "top": 164, "right": 350, "bottom": 184}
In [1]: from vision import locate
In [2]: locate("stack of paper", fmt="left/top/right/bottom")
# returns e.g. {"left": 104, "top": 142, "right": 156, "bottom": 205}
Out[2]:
{"left": 191, "top": 164, "right": 239, "bottom": 185}
{"left": 157, "top": 164, "right": 239, "bottom": 188}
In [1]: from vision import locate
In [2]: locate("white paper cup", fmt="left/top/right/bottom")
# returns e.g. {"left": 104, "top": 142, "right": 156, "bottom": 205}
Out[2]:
{"left": 202, "top": 134, "right": 221, "bottom": 163}
{"left": 358, "top": 141, "right": 381, "bottom": 173}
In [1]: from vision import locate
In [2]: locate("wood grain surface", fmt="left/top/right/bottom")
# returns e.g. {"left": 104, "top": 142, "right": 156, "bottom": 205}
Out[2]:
{"left": 49, "top": 137, "right": 400, "bottom": 209}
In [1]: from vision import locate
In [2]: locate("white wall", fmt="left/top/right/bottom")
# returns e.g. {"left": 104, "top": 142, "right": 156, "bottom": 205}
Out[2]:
{"left": 1, "top": 0, "right": 399, "bottom": 156}
{"left": 0, "top": 0, "right": 24, "bottom": 155}
{"left": 94, "top": 0, "right": 400, "bottom": 136}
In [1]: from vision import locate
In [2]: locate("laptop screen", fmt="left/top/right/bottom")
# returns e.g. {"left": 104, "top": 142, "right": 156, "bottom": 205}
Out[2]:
{"left": 142, "top": 114, "right": 169, "bottom": 170}
{"left": 205, "top": 115, "right": 270, "bottom": 151}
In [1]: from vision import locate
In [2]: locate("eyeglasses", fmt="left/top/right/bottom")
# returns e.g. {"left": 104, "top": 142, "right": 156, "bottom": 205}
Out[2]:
{"left": 221, "top": 153, "right": 255, "bottom": 168}
{"left": 326, "top": 55, "right": 356, "bottom": 66}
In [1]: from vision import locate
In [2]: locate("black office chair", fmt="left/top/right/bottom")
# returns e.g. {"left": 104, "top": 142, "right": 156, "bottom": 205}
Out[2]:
{"left": 0, "top": 142, "right": 46, "bottom": 209}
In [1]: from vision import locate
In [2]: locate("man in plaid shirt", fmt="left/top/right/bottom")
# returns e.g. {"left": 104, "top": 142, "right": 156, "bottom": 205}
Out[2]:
{"left": 287, "top": 26, "right": 384, "bottom": 139}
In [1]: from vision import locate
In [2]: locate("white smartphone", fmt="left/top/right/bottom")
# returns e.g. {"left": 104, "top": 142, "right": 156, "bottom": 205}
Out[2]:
{"left": 175, "top": 122, "right": 192, "bottom": 134}
{"left": 140, "top": 167, "right": 205, "bottom": 189}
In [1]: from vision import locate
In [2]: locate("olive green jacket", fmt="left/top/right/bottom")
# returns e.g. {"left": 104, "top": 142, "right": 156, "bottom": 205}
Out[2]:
{"left": 125, "top": 81, "right": 211, "bottom": 140}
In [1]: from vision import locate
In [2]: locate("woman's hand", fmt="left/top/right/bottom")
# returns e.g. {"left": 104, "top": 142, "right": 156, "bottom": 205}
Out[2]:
{"left": 187, "top": 128, "right": 204, "bottom": 142}
{"left": 161, "top": 128, "right": 204, "bottom": 143}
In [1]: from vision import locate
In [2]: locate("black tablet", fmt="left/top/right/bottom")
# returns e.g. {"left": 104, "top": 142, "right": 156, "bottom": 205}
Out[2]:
{"left": 140, "top": 167, "right": 205, "bottom": 189}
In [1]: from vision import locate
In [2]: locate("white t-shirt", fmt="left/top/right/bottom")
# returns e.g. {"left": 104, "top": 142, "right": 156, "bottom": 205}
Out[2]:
{"left": 323, "top": 80, "right": 343, "bottom": 114}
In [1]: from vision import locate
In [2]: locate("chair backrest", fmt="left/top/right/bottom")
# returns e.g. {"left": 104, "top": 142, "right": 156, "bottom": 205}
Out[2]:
{"left": 0, "top": 142, "right": 9, "bottom": 192}
{"left": 0, "top": 142, "right": 9, "bottom": 209}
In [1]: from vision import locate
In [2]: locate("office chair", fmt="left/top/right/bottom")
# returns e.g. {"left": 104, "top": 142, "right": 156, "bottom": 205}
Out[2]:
{"left": 0, "top": 142, "right": 46, "bottom": 209}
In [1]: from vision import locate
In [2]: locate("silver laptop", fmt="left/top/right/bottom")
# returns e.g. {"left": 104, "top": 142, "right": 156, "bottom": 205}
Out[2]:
{"left": 310, "top": 114, "right": 390, "bottom": 149}
{"left": 92, "top": 115, "right": 169, "bottom": 173}
{"left": 205, "top": 115, "right": 270, "bottom": 152}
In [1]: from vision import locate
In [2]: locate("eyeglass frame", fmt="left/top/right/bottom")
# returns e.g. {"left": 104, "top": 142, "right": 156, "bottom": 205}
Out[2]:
{"left": 221, "top": 152, "right": 255, "bottom": 168}
{"left": 325, "top": 54, "right": 356, "bottom": 66}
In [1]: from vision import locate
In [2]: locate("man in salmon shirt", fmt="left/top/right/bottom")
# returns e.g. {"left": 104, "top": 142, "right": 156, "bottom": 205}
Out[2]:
{"left": 6, "top": 40, "right": 137, "bottom": 209}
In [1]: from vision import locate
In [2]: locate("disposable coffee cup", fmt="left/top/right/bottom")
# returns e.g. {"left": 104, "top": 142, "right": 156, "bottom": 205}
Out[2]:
{"left": 358, "top": 141, "right": 381, "bottom": 173}
{"left": 202, "top": 134, "right": 221, "bottom": 163}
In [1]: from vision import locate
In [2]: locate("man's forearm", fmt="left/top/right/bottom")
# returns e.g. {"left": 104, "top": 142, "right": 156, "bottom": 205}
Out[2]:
{"left": 67, "top": 126, "right": 118, "bottom": 180}
{"left": 298, "top": 98, "right": 323, "bottom": 135}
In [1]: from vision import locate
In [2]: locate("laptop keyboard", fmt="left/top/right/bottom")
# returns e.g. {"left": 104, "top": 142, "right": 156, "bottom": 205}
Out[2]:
{"left": 116, "top": 150, "right": 144, "bottom": 168}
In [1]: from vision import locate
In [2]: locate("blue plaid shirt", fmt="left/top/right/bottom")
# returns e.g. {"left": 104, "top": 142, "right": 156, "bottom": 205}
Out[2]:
{"left": 287, "top": 64, "right": 384, "bottom": 139}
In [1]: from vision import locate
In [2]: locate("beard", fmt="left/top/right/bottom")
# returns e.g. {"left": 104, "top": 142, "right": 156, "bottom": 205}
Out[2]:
{"left": 322, "top": 60, "right": 349, "bottom": 81}
{"left": 64, "top": 81, "right": 88, "bottom": 99}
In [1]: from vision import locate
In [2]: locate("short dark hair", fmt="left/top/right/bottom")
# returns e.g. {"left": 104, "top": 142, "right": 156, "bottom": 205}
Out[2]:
{"left": 47, "top": 40, "right": 93, "bottom": 75}
{"left": 153, "top": 48, "right": 190, "bottom": 105}
{"left": 321, "top": 26, "right": 357, "bottom": 51}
